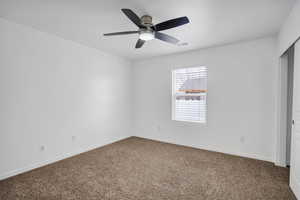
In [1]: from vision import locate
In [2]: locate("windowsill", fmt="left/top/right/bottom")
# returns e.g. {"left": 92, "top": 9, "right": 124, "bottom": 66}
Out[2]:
{"left": 172, "top": 119, "right": 207, "bottom": 125}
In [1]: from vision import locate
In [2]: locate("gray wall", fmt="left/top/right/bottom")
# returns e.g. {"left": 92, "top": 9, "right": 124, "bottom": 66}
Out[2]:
{"left": 133, "top": 37, "right": 277, "bottom": 162}
{"left": 0, "top": 18, "right": 133, "bottom": 179}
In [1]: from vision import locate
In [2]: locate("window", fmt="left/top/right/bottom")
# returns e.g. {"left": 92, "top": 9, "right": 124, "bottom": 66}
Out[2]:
{"left": 172, "top": 66, "right": 207, "bottom": 123}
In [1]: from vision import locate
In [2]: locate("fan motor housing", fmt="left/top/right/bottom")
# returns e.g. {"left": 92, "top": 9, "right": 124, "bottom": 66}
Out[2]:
{"left": 141, "top": 15, "right": 153, "bottom": 26}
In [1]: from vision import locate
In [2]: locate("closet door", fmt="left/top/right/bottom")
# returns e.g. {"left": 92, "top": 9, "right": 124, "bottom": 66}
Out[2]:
{"left": 290, "top": 40, "right": 300, "bottom": 199}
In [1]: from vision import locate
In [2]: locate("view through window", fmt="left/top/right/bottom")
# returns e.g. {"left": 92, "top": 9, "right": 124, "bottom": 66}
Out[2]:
{"left": 172, "top": 66, "right": 207, "bottom": 123}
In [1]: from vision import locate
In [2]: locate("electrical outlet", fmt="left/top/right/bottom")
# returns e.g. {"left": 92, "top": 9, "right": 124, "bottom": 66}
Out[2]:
{"left": 40, "top": 145, "right": 45, "bottom": 151}
{"left": 156, "top": 125, "right": 161, "bottom": 132}
{"left": 240, "top": 136, "right": 245, "bottom": 144}
{"left": 72, "top": 136, "right": 76, "bottom": 141}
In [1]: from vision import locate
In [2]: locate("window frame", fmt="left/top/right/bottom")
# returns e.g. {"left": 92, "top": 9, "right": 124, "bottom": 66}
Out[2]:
{"left": 171, "top": 66, "right": 208, "bottom": 124}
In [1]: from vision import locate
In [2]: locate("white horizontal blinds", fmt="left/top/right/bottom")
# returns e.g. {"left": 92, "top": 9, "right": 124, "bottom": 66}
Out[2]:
{"left": 173, "top": 66, "right": 207, "bottom": 123}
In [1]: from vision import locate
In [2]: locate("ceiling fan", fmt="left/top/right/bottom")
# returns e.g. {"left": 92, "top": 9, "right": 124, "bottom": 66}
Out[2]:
{"left": 103, "top": 9, "right": 190, "bottom": 48}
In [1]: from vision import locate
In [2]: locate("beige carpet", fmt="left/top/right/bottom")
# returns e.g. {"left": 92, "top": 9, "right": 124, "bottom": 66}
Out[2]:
{"left": 0, "top": 137, "right": 296, "bottom": 200}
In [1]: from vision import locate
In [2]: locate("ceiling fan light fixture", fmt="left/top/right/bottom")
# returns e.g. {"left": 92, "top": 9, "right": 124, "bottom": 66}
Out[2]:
{"left": 103, "top": 9, "right": 190, "bottom": 49}
{"left": 139, "top": 30, "right": 154, "bottom": 41}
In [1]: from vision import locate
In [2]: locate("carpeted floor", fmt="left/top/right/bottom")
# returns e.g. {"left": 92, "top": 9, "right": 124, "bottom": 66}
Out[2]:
{"left": 0, "top": 137, "right": 297, "bottom": 200}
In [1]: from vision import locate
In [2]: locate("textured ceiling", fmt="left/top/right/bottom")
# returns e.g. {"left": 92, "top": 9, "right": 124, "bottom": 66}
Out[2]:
{"left": 0, "top": 0, "right": 296, "bottom": 60}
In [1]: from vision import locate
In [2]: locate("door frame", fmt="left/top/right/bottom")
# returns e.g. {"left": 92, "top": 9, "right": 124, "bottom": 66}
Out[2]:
{"left": 290, "top": 40, "right": 300, "bottom": 199}
{"left": 275, "top": 53, "right": 289, "bottom": 167}
{"left": 275, "top": 46, "right": 294, "bottom": 167}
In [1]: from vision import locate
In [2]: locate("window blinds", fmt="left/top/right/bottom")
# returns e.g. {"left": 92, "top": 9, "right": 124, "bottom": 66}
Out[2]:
{"left": 172, "top": 66, "right": 207, "bottom": 123}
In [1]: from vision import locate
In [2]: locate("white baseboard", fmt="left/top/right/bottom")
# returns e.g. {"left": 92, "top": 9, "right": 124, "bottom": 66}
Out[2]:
{"left": 0, "top": 136, "right": 129, "bottom": 181}
{"left": 134, "top": 136, "right": 273, "bottom": 163}
{"left": 290, "top": 174, "right": 300, "bottom": 199}
{"left": 274, "top": 160, "right": 287, "bottom": 167}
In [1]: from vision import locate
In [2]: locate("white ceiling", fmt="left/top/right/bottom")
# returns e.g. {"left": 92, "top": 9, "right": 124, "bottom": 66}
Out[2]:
{"left": 0, "top": 0, "right": 296, "bottom": 60}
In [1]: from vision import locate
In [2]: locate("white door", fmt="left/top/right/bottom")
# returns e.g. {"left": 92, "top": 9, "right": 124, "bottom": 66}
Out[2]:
{"left": 290, "top": 40, "right": 300, "bottom": 199}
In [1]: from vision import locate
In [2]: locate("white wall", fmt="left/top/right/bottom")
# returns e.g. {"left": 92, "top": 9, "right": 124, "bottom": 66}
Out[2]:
{"left": 278, "top": 0, "right": 300, "bottom": 56}
{"left": 0, "top": 18, "right": 132, "bottom": 180}
{"left": 133, "top": 37, "right": 277, "bottom": 162}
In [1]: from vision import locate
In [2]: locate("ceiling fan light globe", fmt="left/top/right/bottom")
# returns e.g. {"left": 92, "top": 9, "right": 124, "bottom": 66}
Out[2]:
{"left": 139, "top": 32, "right": 154, "bottom": 41}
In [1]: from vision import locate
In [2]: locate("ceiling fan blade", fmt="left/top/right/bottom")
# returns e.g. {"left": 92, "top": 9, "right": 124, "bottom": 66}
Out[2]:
{"left": 154, "top": 16, "right": 189, "bottom": 31}
{"left": 135, "top": 39, "right": 145, "bottom": 48}
{"left": 103, "top": 31, "right": 139, "bottom": 36}
{"left": 154, "top": 32, "right": 180, "bottom": 44}
{"left": 121, "top": 9, "right": 144, "bottom": 28}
